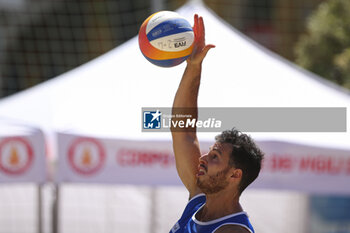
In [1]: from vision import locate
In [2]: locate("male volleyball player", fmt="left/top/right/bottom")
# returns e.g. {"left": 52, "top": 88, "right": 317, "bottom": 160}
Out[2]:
{"left": 170, "top": 14, "right": 264, "bottom": 233}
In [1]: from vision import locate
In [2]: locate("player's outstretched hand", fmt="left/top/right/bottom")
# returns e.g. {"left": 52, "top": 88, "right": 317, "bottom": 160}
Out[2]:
{"left": 187, "top": 14, "right": 215, "bottom": 65}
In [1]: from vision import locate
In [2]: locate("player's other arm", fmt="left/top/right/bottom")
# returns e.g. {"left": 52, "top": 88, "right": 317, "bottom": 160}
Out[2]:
{"left": 171, "top": 14, "right": 215, "bottom": 199}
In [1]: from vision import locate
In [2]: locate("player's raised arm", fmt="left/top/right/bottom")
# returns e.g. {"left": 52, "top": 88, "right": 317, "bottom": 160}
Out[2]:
{"left": 171, "top": 14, "right": 215, "bottom": 199}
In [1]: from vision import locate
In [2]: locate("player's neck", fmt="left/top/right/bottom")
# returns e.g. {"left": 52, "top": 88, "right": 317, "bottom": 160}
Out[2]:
{"left": 198, "top": 190, "right": 242, "bottom": 222}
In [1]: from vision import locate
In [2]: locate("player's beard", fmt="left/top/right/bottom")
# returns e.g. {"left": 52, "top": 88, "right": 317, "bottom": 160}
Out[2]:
{"left": 196, "top": 166, "right": 231, "bottom": 194}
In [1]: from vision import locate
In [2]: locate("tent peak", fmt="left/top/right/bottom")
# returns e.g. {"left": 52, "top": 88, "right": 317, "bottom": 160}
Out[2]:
{"left": 187, "top": 0, "right": 204, "bottom": 4}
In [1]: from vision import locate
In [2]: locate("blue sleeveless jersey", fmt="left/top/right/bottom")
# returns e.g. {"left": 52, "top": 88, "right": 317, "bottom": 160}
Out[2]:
{"left": 170, "top": 194, "right": 254, "bottom": 233}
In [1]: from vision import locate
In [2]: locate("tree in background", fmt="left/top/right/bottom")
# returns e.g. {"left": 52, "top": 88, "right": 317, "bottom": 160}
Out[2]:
{"left": 295, "top": 0, "right": 350, "bottom": 90}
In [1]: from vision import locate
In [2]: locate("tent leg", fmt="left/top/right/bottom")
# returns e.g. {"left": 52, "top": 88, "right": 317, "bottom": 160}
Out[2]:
{"left": 52, "top": 184, "right": 60, "bottom": 233}
{"left": 304, "top": 195, "right": 311, "bottom": 233}
{"left": 37, "top": 184, "right": 43, "bottom": 233}
{"left": 151, "top": 0, "right": 164, "bottom": 12}
{"left": 149, "top": 186, "right": 158, "bottom": 233}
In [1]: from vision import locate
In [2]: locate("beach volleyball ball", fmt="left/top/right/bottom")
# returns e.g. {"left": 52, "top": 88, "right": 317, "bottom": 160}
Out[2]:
{"left": 138, "top": 11, "right": 194, "bottom": 67}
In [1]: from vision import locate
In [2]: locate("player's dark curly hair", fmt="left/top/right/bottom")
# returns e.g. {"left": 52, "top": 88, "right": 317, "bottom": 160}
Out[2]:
{"left": 215, "top": 128, "right": 264, "bottom": 194}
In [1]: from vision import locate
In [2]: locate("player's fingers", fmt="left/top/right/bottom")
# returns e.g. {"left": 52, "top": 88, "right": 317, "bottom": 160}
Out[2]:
{"left": 199, "top": 44, "right": 215, "bottom": 60}
{"left": 197, "top": 16, "right": 204, "bottom": 43}
{"left": 199, "top": 16, "right": 204, "bottom": 38}
{"left": 193, "top": 14, "right": 198, "bottom": 41}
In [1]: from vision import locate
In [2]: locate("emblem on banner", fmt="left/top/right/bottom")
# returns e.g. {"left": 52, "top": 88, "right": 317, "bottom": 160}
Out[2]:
{"left": 68, "top": 137, "right": 106, "bottom": 175}
{"left": 0, "top": 137, "right": 34, "bottom": 175}
{"left": 143, "top": 110, "right": 162, "bottom": 129}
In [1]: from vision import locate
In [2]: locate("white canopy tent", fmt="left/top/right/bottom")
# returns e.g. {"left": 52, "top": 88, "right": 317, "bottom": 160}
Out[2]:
{"left": 0, "top": 3, "right": 348, "bottom": 148}
{"left": 0, "top": 2, "right": 349, "bottom": 233}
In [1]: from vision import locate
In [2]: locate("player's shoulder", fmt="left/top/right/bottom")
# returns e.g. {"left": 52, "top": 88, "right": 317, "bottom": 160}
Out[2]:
{"left": 214, "top": 224, "right": 251, "bottom": 233}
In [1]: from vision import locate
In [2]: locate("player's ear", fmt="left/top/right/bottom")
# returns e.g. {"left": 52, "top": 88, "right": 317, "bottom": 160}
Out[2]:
{"left": 231, "top": 168, "right": 242, "bottom": 179}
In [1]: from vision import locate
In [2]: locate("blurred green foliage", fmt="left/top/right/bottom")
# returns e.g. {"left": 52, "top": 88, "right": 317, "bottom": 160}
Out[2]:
{"left": 295, "top": 0, "right": 350, "bottom": 90}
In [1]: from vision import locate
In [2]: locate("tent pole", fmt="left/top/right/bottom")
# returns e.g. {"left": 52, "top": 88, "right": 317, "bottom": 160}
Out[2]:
{"left": 37, "top": 184, "right": 43, "bottom": 233}
{"left": 52, "top": 184, "right": 60, "bottom": 233}
{"left": 151, "top": 0, "right": 164, "bottom": 12}
{"left": 149, "top": 186, "right": 157, "bottom": 233}
{"left": 304, "top": 195, "right": 311, "bottom": 233}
